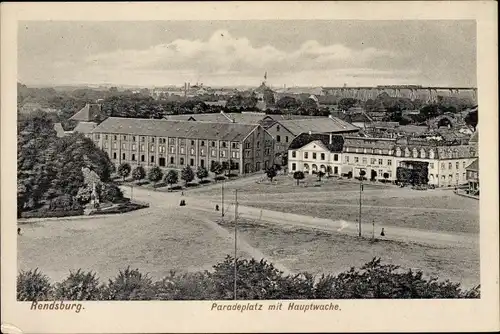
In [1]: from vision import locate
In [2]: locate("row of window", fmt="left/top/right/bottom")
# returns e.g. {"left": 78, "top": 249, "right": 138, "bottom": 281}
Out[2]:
{"left": 105, "top": 143, "right": 242, "bottom": 158}
{"left": 438, "top": 161, "right": 468, "bottom": 170}
{"left": 429, "top": 173, "right": 467, "bottom": 181}
{"left": 291, "top": 151, "right": 339, "bottom": 161}
{"left": 96, "top": 134, "right": 241, "bottom": 149}
{"left": 345, "top": 156, "right": 393, "bottom": 166}
{"left": 275, "top": 135, "right": 289, "bottom": 143}
{"left": 345, "top": 146, "right": 472, "bottom": 160}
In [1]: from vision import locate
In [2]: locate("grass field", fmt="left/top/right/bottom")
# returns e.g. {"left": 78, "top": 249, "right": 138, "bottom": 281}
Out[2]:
{"left": 218, "top": 218, "right": 480, "bottom": 289}
{"left": 190, "top": 175, "right": 479, "bottom": 234}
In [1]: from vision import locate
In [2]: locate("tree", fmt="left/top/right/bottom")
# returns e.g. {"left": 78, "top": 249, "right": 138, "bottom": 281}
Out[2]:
{"left": 210, "top": 161, "right": 224, "bottom": 179}
{"left": 164, "top": 169, "right": 179, "bottom": 189}
{"left": 266, "top": 167, "right": 277, "bottom": 182}
{"left": 276, "top": 96, "right": 300, "bottom": 110}
{"left": 117, "top": 163, "right": 131, "bottom": 181}
{"left": 181, "top": 166, "right": 195, "bottom": 186}
{"left": 383, "top": 172, "right": 389, "bottom": 183}
{"left": 317, "top": 171, "right": 325, "bottom": 181}
{"left": 147, "top": 166, "right": 163, "bottom": 188}
{"left": 464, "top": 109, "right": 478, "bottom": 129}
{"left": 326, "top": 166, "right": 333, "bottom": 177}
{"left": 196, "top": 166, "right": 209, "bottom": 182}
{"left": 293, "top": 171, "right": 305, "bottom": 186}
{"left": 359, "top": 170, "right": 366, "bottom": 181}
{"left": 132, "top": 166, "right": 146, "bottom": 183}
{"left": 338, "top": 98, "right": 358, "bottom": 112}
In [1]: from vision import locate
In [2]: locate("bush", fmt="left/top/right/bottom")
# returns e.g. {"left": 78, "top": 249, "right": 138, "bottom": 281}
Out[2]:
{"left": 154, "top": 271, "right": 216, "bottom": 300}
{"left": 54, "top": 270, "right": 103, "bottom": 300}
{"left": 88, "top": 202, "right": 148, "bottom": 215}
{"left": 214, "top": 175, "right": 226, "bottom": 181}
{"left": 136, "top": 180, "right": 150, "bottom": 186}
{"left": 199, "top": 179, "right": 211, "bottom": 185}
{"left": 21, "top": 209, "right": 84, "bottom": 219}
{"left": 153, "top": 182, "right": 167, "bottom": 188}
{"left": 49, "top": 194, "right": 82, "bottom": 211}
{"left": 168, "top": 185, "right": 183, "bottom": 191}
{"left": 102, "top": 267, "right": 156, "bottom": 300}
{"left": 17, "top": 269, "right": 53, "bottom": 301}
{"left": 99, "top": 183, "right": 124, "bottom": 203}
{"left": 186, "top": 182, "right": 199, "bottom": 188}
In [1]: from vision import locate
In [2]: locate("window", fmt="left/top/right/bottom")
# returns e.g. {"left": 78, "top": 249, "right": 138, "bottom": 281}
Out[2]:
{"left": 151, "top": 155, "right": 155, "bottom": 163}
{"left": 430, "top": 163, "right": 434, "bottom": 169}
{"left": 113, "top": 143, "right": 117, "bottom": 149}
{"left": 441, "top": 163, "right": 446, "bottom": 170}
{"left": 292, "top": 151, "right": 296, "bottom": 158}
{"left": 190, "top": 148, "right": 195, "bottom": 155}
{"left": 292, "top": 163, "right": 296, "bottom": 171}
{"left": 132, "top": 154, "right": 136, "bottom": 161}
{"left": 151, "top": 138, "right": 155, "bottom": 143}
{"left": 354, "top": 157, "right": 359, "bottom": 163}
{"left": 232, "top": 142, "right": 237, "bottom": 149}
{"left": 200, "top": 159, "right": 205, "bottom": 168}
{"left": 122, "top": 143, "right": 126, "bottom": 149}
{"left": 201, "top": 141, "right": 205, "bottom": 146}
{"left": 105, "top": 135, "right": 108, "bottom": 140}
{"left": 211, "top": 141, "right": 216, "bottom": 147}
{"left": 141, "top": 155, "right": 145, "bottom": 162}
{"left": 104, "top": 142, "right": 108, "bottom": 149}
{"left": 211, "top": 150, "right": 216, "bottom": 157}
{"left": 265, "top": 148, "right": 270, "bottom": 156}
{"left": 169, "top": 146, "right": 175, "bottom": 154}
{"left": 133, "top": 136, "right": 136, "bottom": 142}
{"left": 362, "top": 157, "right": 367, "bottom": 164}
{"left": 304, "top": 152, "right": 308, "bottom": 159}
{"left": 245, "top": 142, "right": 250, "bottom": 149}
{"left": 345, "top": 156, "right": 350, "bottom": 163}
{"left": 313, "top": 153, "right": 317, "bottom": 159}
{"left": 222, "top": 142, "right": 227, "bottom": 148}
{"left": 114, "top": 135, "right": 117, "bottom": 140}
{"left": 160, "top": 138, "right": 166, "bottom": 144}
{"left": 285, "top": 136, "right": 289, "bottom": 143}
{"left": 122, "top": 153, "right": 126, "bottom": 160}
{"left": 180, "top": 147, "right": 185, "bottom": 154}
{"left": 378, "top": 149, "right": 382, "bottom": 154}
{"left": 200, "top": 149, "right": 205, "bottom": 156}
{"left": 169, "top": 138, "right": 175, "bottom": 144}
{"left": 321, "top": 153, "right": 325, "bottom": 160}
{"left": 387, "top": 160, "right": 392, "bottom": 166}
{"left": 170, "top": 157, "right": 174, "bottom": 164}
{"left": 141, "top": 137, "right": 145, "bottom": 142}
{"left": 371, "top": 158, "right": 376, "bottom": 165}
{"left": 257, "top": 142, "right": 260, "bottom": 148}
{"left": 334, "top": 154, "right": 339, "bottom": 161}
{"left": 191, "top": 140, "right": 195, "bottom": 145}
{"left": 378, "top": 159, "right": 383, "bottom": 165}
{"left": 123, "top": 135, "right": 127, "bottom": 140}
{"left": 277, "top": 125, "right": 280, "bottom": 131}
{"left": 180, "top": 157, "right": 184, "bottom": 165}
{"left": 94, "top": 134, "right": 100, "bottom": 140}
{"left": 220, "top": 151, "right": 227, "bottom": 158}
{"left": 159, "top": 157, "right": 166, "bottom": 167}
{"left": 190, "top": 158, "right": 194, "bottom": 166}
{"left": 132, "top": 144, "right": 136, "bottom": 150}
{"left": 245, "top": 150, "right": 251, "bottom": 158}
{"left": 463, "top": 161, "right": 466, "bottom": 168}
{"left": 113, "top": 152, "right": 117, "bottom": 159}
{"left": 277, "top": 135, "right": 281, "bottom": 142}
{"left": 463, "top": 172, "right": 466, "bottom": 180}
{"left": 456, "top": 162, "right": 459, "bottom": 169}
{"left": 179, "top": 139, "right": 185, "bottom": 145}
{"left": 448, "top": 163, "right": 452, "bottom": 169}
{"left": 150, "top": 145, "right": 155, "bottom": 152}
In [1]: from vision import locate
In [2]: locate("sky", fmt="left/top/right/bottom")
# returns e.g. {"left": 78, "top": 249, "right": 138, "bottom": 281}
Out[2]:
{"left": 18, "top": 20, "right": 477, "bottom": 88}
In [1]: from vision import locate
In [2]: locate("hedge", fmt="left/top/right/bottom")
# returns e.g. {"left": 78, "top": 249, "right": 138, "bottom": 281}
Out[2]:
{"left": 21, "top": 209, "right": 84, "bottom": 219}
{"left": 88, "top": 202, "right": 149, "bottom": 216}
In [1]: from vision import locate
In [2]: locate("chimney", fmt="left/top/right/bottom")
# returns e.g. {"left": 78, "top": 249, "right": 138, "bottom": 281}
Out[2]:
{"left": 329, "top": 133, "right": 333, "bottom": 145}
{"left": 308, "top": 131, "right": 312, "bottom": 135}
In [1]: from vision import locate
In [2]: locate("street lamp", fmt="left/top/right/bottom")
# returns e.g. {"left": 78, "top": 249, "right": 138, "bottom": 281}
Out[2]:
{"left": 358, "top": 170, "right": 366, "bottom": 237}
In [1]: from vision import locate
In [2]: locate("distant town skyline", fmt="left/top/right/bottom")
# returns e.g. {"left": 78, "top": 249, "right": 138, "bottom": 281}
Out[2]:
{"left": 18, "top": 20, "right": 477, "bottom": 88}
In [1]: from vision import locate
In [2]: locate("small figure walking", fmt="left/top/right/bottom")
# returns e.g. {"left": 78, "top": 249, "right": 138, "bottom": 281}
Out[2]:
{"left": 215, "top": 204, "right": 219, "bottom": 211}
{"left": 181, "top": 191, "right": 184, "bottom": 196}
{"left": 380, "top": 228, "right": 385, "bottom": 237}
{"left": 17, "top": 227, "right": 21, "bottom": 235}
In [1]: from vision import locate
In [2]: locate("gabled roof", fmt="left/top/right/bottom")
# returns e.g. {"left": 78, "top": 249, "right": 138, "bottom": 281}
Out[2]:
{"left": 466, "top": 158, "right": 479, "bottom": 171}
{"left": 70, "top": 104, "right": 104, "bottom": 122}
{"left": 288, "top": 133, "right": 344, "bottom": 152}
{"left": 91, "top": 117, "right": 260, "bottom": 142}
{"left": 73, "top": 121, "right": 98, "bottom": 134}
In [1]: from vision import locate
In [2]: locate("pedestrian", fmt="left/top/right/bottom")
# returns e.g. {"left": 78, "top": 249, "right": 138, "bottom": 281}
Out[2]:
{"left": 17, "top": 227, "right": 21, "bottom": 235}
{"left": 380, "top": 228, "right": 385, "bottom": 237}
{"left": 181, "top": 191, "right": 184, "bottom": 196}
{"left": 215, "top": 204, "right": 219, "bottom": 211}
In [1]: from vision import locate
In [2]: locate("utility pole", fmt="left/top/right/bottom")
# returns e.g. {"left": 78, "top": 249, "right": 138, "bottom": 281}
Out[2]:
{"left": 234, "top": 189, "right": 238, "bottom": 300}
{"left": 221, "top": 179, "right": 225, "bottom": 217}
{"left": 130, "top": 184, "right": 133, "bottom": 201}
{"left": 372, "top": 219, "right": 375, "bottom": 240}
{"left": 359, "top": 179, "right": 363, "bottom": 237}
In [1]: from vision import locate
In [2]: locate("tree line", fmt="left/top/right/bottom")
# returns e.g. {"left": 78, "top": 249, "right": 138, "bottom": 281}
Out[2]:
{"left": 17, "top": 257, "right": 479, "bottom": 301}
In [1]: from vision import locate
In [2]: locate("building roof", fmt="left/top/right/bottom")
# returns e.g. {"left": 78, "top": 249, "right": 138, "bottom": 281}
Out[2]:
{"left": 70, "top": 104, "right": 104, "bottom": 122}
{"left": 288, "top": 133, "right": 345, "bottom": 152}
{"left": 343, "top": 136, "right": 396, "bottom": 150}
{"left": 279, "top": 116, "right": 359, "bottom": 136}
{"left": 73, "top": 121, "right": 98, "bottom": 134}
{"left": 466, "top": 158, "right": 479, "bottom": 171}
{"left": 469, "top": 130, "right": 478, "bottom": 143}
{"left": 91, "top": 117, "right": 260, "bottom": 142}
{"left": 53, "top": 123, "right": 66, "bottom": 138}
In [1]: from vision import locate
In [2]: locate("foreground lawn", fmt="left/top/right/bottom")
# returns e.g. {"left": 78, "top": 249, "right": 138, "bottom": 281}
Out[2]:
{"left": 218, "top": 218, "right": 480, "bottom": 289}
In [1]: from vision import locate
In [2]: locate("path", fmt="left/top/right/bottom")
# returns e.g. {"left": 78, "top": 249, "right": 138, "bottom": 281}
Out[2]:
{"left": 123, "top": 186, "right": 478, "bottom": 249}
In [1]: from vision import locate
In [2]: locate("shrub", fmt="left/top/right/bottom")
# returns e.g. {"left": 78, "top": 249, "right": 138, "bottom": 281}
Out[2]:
{"left": 199, "top": 179, "right": 211, "bottom": 185}
{"left": 293, "top": 171, "right": 305, "bottom": 185}
{"left": 99, "top": 183, "right": 124, "bottom": 203}
{"left": 88, "top": 202, "right": 148, "bottom": 215}
{"left": 196, "top": 166, "right": 209, "bottom": 182}
{"left": 154, "top": 271, "right": 216, "bottom": 300}
{"left": 117, "top": 163, "right": 131, "bottom": 181}
{"left": 181, "top": 166, "right": 195, "bottom": 186}
{"left": 17, "top": 269, "right": 53, "bottom": 301}
{"left": 148, "top": 166, "right": 163, "bottom": 187}
{"left": 103, "top": 267, "right": 155, "bottom": 300}
{"left": 132, "top": 166, "right": 146, "bottom": 182}
{"left": 186, "top": 182, "right": 199, "bottom": 188}
{"left": 214, "top": 175, "right": 226, "bottom": 181}
{"left": 21, "top": 209, "right": 84, "bottom": 219}
{"left": 164, "top": 169, "right": 179, "bottom": 189}
{"left": 54, "top": 270, "right": 103, "bottom": 300}
{"left": 168, "top": 185, "right": 183, "bottom": 191}
{"left": 49, "top": 194, "right": 82, "bottom": 211}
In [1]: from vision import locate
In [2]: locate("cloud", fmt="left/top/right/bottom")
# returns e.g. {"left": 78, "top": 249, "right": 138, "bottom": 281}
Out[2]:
{"left": 84, "top": 29, "right": 399, "bottom": 76}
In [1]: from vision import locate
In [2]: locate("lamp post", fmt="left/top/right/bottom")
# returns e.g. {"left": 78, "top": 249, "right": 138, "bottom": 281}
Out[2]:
{"left": 234, "top": 189, "right": 238, "bottom": 300}
{"left": 221, "top": 178, "right": 225, "bottom": 217}
{"left": 358, "top": 170, "right": 366, "bottom": 237}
